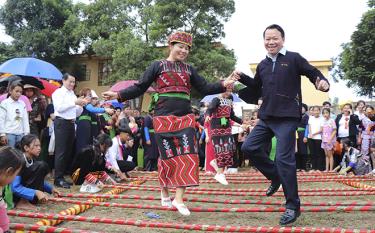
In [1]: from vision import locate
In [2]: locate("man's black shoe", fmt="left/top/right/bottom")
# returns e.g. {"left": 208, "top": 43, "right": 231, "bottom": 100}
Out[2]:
{"left": 54, "top": 179, "right": 71, "bottom": 189}
{"left": 266, "top": 182, "right": 281, "bottom": 196}
{"left": 279, "top": 209, "right": 301, "bottom": 225}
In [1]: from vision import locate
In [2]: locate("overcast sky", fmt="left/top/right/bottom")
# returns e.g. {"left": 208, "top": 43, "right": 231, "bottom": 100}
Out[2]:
{"left": 0, "top": 0, "right": 370, "bottom": 101}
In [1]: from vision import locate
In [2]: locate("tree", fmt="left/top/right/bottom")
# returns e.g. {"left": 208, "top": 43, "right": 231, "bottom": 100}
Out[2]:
{"left": 333, "top": 1, "right": 375, "bottom": 97}
{"left": 0, "top": 0, "right": 237, "bottom": 87}
{"left": 87, "top": 0, "right": 236, "bottom": 84}
{"left": 92, "top": 29, "right": 163, "bottom": 85}
{"left": 150, "top": 0, "right": 235, "bottom": 42}
{"left": 0, "top": 42, "right": 24, "bottom": 64}
{"left": 0, "top": 0, "right": 81, "bottom": 67}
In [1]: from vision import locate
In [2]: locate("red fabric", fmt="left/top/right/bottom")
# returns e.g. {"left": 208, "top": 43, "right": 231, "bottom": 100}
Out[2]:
{"left": 156, "top": 61, "right": 191, "bottom": 95}
{"left": 212, "top": 105, "right": 231, "bottom": 118}
{"left": 85, "top": 173, "right": 98, "bottom": 184}
{"left": 38, "top": 78, "right": 60, "bottom": 97}
{"left": 210, "top": 127, "right": 234, "bottom": 168}
{"left": 168, "top": 31, "right": 193, "bottom": 47}
{"left": 158, "top": 154, "right": 199, "bottom": 188}
{"left": 153, "top": 114, "right": 195, "bottom": 134}
{"left": 204, "top": 121, "right": 216, "bottom": 173}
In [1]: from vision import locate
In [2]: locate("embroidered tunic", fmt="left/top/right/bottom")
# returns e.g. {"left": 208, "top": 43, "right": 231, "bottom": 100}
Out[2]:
{"left": 206, "top": 96, "right": 242, "bottom": 167}
{"left": 118, "top": 60, "right": 225, "bottom": 187}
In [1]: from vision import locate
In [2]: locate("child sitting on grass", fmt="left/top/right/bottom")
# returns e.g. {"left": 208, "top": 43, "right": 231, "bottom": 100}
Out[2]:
{"left": 12, "top": 134, "right": 60, "bottom": 209}
{"left": 334, "top": 138, "right": 371, "bottom": 175}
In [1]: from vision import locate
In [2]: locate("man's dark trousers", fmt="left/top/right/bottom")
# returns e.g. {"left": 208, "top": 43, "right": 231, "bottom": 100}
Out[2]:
{"left": 241, "top": 118, "right": 300, "bottom": 210}
{"left": 54, "top": 118, "right": 75, "bottom": 180}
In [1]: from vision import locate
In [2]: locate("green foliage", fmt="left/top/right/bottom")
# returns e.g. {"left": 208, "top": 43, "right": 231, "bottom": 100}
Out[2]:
{"left": 189, "top": 40, "right": 236, "bottom": 82}
{"left": 333, "top": 2, "right": 375, "bottom": 97}
{"left": 0, "top": 42, "right": 25, "bottom": 64}
{"left": 93, "top": 29, "right": 163, "bottom": 84}
{"left": 150, "top": 0, "right": 235, "bottom": 42}
{"left": 0, "top": 0, "right": 237, "bottom": 86}
{"left": 89, "top": 0, "right": 236, "bottom": 84}
{"left": 0, "top": 0, "right": 81, "bottom": 68}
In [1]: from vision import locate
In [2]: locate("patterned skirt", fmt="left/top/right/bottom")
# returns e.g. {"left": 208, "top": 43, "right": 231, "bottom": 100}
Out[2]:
{"left": 153, "top": 114, "right": 199, "bottom": 188}
{"left": 210, "top": 126, "right": 235, "bottom": 168}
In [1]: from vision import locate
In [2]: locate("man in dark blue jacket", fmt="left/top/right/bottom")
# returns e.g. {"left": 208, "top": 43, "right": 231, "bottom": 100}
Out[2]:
{"left": 238, "top": 24, "right": 330, "bottom": 225}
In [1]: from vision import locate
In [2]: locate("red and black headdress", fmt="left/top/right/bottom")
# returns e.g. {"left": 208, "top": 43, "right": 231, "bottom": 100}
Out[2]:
{"left": 168, "top": 31, "right": 193, "bottom": 48}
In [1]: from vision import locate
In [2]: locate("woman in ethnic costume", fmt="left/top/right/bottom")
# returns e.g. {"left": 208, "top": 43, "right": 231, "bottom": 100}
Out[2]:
{"left": 205, "top": 87, "right": 242, "bottom": 185}
{"left": 102, "top": 31, "right": 238, "bottom": 216}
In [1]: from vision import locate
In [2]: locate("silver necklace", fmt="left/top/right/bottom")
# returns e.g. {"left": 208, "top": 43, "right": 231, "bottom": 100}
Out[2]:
{"left": 23, "top": 153, "right": 33, "bottom": 168}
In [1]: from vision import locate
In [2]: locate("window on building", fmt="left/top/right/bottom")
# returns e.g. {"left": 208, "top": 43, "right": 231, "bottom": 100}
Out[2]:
{"left": 75, "top": 64, "right": 91, "bottom": 82}
{"left": 98, "top": 60, "right": 112, "bottom": 86}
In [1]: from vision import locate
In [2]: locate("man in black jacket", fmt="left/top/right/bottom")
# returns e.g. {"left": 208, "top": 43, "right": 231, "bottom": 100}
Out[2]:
{"left": 238, "top": 24, "right": 330, "bottom": 225}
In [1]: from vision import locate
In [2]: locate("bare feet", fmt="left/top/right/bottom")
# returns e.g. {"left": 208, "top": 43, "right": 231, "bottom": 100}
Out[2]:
{"left": 15, "top": 198, "right": 37, "bottom": 210}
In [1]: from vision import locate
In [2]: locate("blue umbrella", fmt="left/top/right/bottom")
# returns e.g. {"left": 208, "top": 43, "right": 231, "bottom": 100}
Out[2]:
{"left": 200, "top": 93, "right": 243, "bottom": 103}
{"left": 0, "top": 57, "right": 62, "bottom": 80}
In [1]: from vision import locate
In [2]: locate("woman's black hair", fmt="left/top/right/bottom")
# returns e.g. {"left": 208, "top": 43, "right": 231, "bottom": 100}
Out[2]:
{"left": 0, "top": 146, "right": 24, "bottom": 174}
{"left": 16, "top": 134, "right": 39, "bottom": 152}
{"left": 365, "top": 105, "right": 374, "bottom": 111}
{"left": 322, "top": 108, "right": 330, "bottom": 114}
{"left": 302, "top": 103, "right": 308, "bottom": 112}
{"left": 8, "top": 79, "right": 23, "bottom": 91}
{"left": 92, "top": 133, "right": 113, "bottom": 165}
{"left": 341, "top": 138, "right": 353, "bottom": 148}
{"left": 343, "top": 103, "right": 353, "bottom": 109}
{"left": 356, "top": 100, "right": 366, "bottom": 107}
{"left": 94, "top": 133, "right": 113, "bottom": 148}
{"left": 313, "top": 105, "right": 321, "bottom": 111}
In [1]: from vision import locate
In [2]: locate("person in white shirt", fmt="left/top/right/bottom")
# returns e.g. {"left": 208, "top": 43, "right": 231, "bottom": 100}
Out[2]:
{"left": 52, "top": 73, "right": 88, "bottom": 189}
{"left": 307, "top": 106, "right": 325, "bottom": 171}
{"left": 105, "top": 126, "right": 135, "bottom": 180}
{"left": 0, "top": 80, "right": 30, "bottom": 148}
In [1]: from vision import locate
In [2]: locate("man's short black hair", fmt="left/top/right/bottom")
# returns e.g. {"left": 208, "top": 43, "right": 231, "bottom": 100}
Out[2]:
{"left": 302, "top": 103, "right": 308, "bottom": 112}
{"left": 322, "top": 101, "right": 331, "bottom": 106}
{"left": 263, "top": 24, "right": 285, "bottom": 39}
